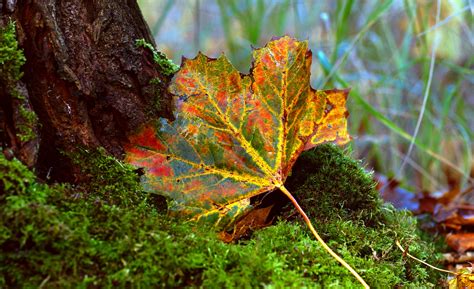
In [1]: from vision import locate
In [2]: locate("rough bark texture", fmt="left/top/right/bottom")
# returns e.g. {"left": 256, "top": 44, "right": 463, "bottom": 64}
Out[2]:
{"left": 1, "top": 0, "right": 172, "bottom": 181}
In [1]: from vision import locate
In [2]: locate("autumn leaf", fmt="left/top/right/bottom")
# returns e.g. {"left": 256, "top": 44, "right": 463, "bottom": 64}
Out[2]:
{"left": 126, "top": 36, "right": 349, "bottom": 226}
{"left": 126, "top": 36, "right": 367, "bottom": 287}
{"left": 448, "top": 268, "right": 474, "bottom": 289}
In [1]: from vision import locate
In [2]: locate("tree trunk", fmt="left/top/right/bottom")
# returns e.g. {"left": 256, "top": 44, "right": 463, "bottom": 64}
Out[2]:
{"left": 1, "top": 0, "right": 172, "bottom": 181}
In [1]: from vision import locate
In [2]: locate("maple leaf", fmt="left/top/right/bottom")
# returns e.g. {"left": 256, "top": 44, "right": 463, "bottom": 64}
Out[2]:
{"left": 126, "top": 36, "right": 349, "bottom": 225}
{"left": 126, "top": 36, "right": 368, "bottom": 287}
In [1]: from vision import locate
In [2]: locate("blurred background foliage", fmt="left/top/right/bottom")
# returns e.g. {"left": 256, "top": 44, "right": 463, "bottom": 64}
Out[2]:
{"left": 138, "top": 0, "right": 473, "bottom": 195}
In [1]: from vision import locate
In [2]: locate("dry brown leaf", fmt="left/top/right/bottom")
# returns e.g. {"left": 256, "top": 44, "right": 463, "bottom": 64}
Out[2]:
{"left": 219, "top": 205, "right": 274, "bottom": 243}
{"left": 446, "top": 233, "right": 474, "bottom": 254}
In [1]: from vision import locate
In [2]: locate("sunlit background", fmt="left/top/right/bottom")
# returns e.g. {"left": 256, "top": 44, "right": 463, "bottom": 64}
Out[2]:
{"left": 138, "top": 0, "right": 473, "bottom": 197}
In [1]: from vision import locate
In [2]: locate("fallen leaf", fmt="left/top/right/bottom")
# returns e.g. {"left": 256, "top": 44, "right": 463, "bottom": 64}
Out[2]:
{"left": 446, "top": 233, "right": 474, "bottom": 254}
{"left": 416, "top": 191, "right": 440, "bottom": 214}
{"left": 219, "top": 205, "right": 274, "bottom": 243}
{"left": 125, "top": 36, "right": 350, "bottom": 228}
{"left": 448, "top": 267, "right": 474, "bottom": 289}
{"left": 126, "top": 36, "right": 373, "bottom": 288}
{"left": 434, "top": 205, "right": 474, "bottom": 231}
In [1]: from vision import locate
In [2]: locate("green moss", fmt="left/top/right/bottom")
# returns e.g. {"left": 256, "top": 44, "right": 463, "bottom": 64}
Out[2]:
{"left": 0, "top": 150, "right": 37, "bottom": 195}
{"left": 0, "top": 21, "right": 39, "bottom": 143}
{"left": 0, "top": 145, "right": 443, "bottom": 288}
{"left": 0, "top": 155, "right": 74, "bottom": 287}
{"left": 0, "top": 150, "right": 164, "bottom": 288}
{"left": 148, "top": 77, "right": 166, "bottom": 114}
{"left": 0, "top": 21, "right": 25, "bottom": 85}
{"left": 286, "top": 143, "right": 381, "bottom": 221}
{"left": 135, "top": 39, "right": 177, "bottom": 116}
{"left": 281, "top": 144, "right": 443, "bottom": 287}
{"left": 16, "top": 104, "right": 39, "bottom": 142}
{"left": 135, "top": 38, "right": 179, "bottom": 76}
{"left": 66, "top": 147, "right": 152, "bottom": 208}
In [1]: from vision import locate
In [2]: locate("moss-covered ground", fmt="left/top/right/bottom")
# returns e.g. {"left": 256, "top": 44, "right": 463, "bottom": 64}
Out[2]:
{"left": 0, "top": 144, "right": 443, "bottom": 288}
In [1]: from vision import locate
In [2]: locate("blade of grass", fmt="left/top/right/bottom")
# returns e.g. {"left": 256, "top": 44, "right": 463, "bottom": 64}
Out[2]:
{"left": 194, "top": 0, "right": 201, "bottom": 50}
{"left": 152, "top": 0, "right": 175, "bottom": 35}
{"left": 318, "top": 0, "right": 394, "bottom": 88}
{"left": 216, "top": 0, "right": 240, "bottom": 61}
{"left": 316, "top": 0, "right": 471, "bottom": 182}
{"left": 319, "top": 58, "right": 472, "bottom": 181}
{"left": 392, "top": 149, "right": 441, "bottom": 188}
{"left": 417, "top": 5, "right": 470, "bottom": 37}
{"left": 397, "top": 0, "right": 441, "bottom": 177}
{"left": 352, "top": 88, "right": 470, "bottom": 181}
{"left": 269, "top": 0, "right": 291, "bottom": 36}
{"left": 455, "top": 123, "right": 473, "bottom": 190}
{"left": 330, "top": 0, "right": 354, "bottom": 64}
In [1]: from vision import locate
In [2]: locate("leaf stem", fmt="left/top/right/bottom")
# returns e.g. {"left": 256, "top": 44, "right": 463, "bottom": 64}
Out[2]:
{"left": 278, "top": 184, "right": 370, "bottom": 289}
{"left": 395, "top": 240, "right": 454, "bottom": 274}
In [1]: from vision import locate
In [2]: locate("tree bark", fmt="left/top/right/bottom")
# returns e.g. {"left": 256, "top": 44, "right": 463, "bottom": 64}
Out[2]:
{"left": 1, "top": 0, "right": 172, "bottom": 181}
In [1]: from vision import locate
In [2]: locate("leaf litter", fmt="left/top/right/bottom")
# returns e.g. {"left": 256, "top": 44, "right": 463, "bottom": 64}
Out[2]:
{"left": 377, "top": 170, "right": 474, "bottom": 288}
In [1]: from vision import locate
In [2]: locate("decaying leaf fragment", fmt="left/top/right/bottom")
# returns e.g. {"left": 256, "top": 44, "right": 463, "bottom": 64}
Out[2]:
{"left": 218, "top": 205, "right": 274, "bottom": 243}
{"left": 126, "top": 36, "right": 349, "bottom": 227}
